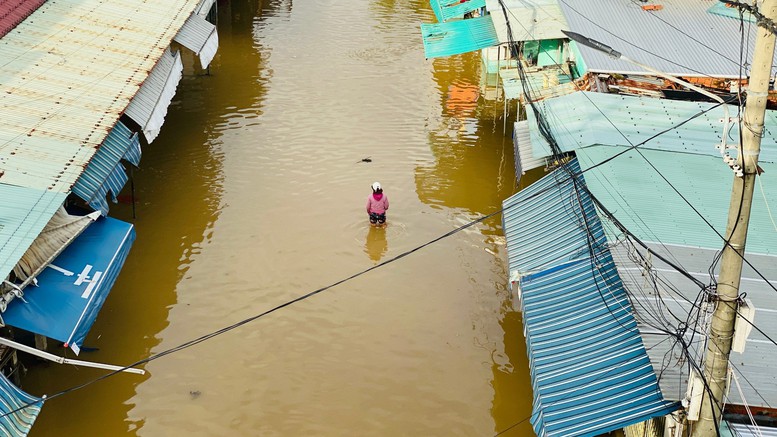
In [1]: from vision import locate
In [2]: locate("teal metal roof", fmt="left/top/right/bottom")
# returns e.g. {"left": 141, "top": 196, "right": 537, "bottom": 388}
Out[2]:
{"left": 0, "top": 372, "right": 43, "bottom": 436}
{"left": 0, "top": 184, "right": 66, "bottom": 282}
{"left": 519, "top": 92, "right": 777, "bottom": 255}
{"left": 420, "top": 16, "right": 498, "bottom": 59}
{"left": 430, "top": 0, "right": 485, "bottom": 22}
{"left": 502, "top": 158, "right": 678, "bottom": 437}
{"left": 526, "top": 92, "right": 777, "bottom": 164}
{"left": 575, "top": 146, "right": 777, "bottom": 255}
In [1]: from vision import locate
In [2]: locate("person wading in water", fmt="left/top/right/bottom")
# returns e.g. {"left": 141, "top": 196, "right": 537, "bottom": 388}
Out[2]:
{"left": 366, "top": 181, "right": 389, "bottom": 227}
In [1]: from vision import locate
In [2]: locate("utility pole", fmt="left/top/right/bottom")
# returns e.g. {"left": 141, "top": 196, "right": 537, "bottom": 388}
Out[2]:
{"left": 692, "top": 1, "right": 777, "bottom": 435}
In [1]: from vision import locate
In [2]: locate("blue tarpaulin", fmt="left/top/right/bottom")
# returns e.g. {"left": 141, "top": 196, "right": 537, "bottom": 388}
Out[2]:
{"left": 0, "top": 372, "right": 43, "bottom": 436}
{"left": 3, "top": 217, "right": 135, "bottom": 355}
{"left": 420, "top": 15, "right": 498, "bottom": 58}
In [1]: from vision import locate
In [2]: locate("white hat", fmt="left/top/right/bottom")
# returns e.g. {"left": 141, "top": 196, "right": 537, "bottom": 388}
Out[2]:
{"left": 371, "top": 181, "right": 382, "bottom": 191}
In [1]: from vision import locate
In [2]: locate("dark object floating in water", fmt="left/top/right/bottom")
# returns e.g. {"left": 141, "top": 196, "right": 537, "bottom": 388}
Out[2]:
{"left": 190, "top": 390, "right": 201, "bottom": 400}
{"left": 357, "top": 157, "right": 372, "bottom": 163}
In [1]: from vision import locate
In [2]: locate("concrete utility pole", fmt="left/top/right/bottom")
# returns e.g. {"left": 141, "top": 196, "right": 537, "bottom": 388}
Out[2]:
{"left": 692, "top": 1, "right": 777, "bottom": 435}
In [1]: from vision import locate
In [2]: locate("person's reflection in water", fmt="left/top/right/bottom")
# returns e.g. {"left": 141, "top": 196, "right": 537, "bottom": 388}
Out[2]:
{"left": 364, "top": 225, "right": 388, "bottom": 263}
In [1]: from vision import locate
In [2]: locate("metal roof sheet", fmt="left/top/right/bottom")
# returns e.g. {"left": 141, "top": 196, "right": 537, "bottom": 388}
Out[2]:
{"left": 124, "top": 47, "right": 184, "bottom": 143}
{"left": 431, "top": 0, "right": 486, "bottom": 22}
{"left": 485, "top": 0, "right": 568, "bottom": 42}
{"left": 513, "top": 120, "right": 546, "bottom": 175}
{"left": 503, "top": 158, "right": 678, "bottom": 436}
{"left": 0, "top": 0, "right": 199, "bottom": 193}
{"left": 174, "top": 12, "right": 218, "bottom": 68}
{"left": 72, "top": 121, "right": 139, "bottom": 216}
{"left": 525, "top": 92, "right": 777, "bottom": 164}
{"left": 0, "top": 371, "right": 42, "bottom": 436}
{"left": 0, "top": 184, "right": 66, "bottom": 283}
{"left": 612, "top": 242, "right": 777, "bottom": 409}
{"left": 0, "top": 0, "right": 46, "bottom": 38}
{"left": 557, "top": 0, "right": 775, "bottom": 78}
{"left": 420, "top": 16, "right": 499, "bottom": 59}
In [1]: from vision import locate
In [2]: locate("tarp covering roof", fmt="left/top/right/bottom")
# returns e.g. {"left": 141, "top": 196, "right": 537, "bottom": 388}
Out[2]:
{"left": 420, "top": 16, "right": 499, "bottom": 59}
{"left": 0, "top": 372, "right": 43, "bottom": 436}
{"left": 502, "top": 158, "right": 678, "bottom": 436}
{"left": 3, "top": 217, "right": 135, "bottom": 355}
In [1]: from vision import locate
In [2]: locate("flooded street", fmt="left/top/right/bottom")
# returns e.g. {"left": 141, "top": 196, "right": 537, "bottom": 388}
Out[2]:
{"left": 24, "top": 0, "right": 532, "bottom": 435}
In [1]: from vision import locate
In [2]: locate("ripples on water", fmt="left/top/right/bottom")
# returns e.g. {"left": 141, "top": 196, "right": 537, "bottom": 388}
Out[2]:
{"left": 24, "top": 1, "right": 534, "bottom": 436}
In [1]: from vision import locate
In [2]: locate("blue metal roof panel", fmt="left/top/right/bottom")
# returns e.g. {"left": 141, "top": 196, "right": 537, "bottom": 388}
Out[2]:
{"left": 431, "top": 0, "right": 485, "bottom": 22}
{"left": 0, "top": 184, "right": 66, "bottom": 282}
{"left": 503, "top": 160, "right": 678, "bottom": 436}
{"left": 72, "top": 121, "right": 139, "bottom": 215}
{"left": 0, "top": 372, "right": 43, "bottom": 436}
{"left": 420, "top": 16, "right": 499, "bottom": 59}
{"left": 557, "top": 0, "right": 774, "bottom": 77}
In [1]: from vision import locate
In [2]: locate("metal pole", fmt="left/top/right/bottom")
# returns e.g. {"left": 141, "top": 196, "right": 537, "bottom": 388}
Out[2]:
{"left": 691, "top": 1, "right": 777, "bottom": 435}
{"left": 0, "top": 337, "right": 145, "bottom": 375}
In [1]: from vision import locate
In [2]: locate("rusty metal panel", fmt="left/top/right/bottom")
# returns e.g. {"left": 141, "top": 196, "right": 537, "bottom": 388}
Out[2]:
{"left": 0, "top": 0, "right": 200, "bottom": 193}
{"left": 0, "top": 0, "right": 46, "bottom": 38}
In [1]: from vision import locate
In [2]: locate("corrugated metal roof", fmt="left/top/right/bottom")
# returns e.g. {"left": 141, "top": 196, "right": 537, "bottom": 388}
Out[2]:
{"left": 0, "top": 184, "right": 66, "bottom": 283}
{"left": 502, "top": 158, "right": 678, "bottom": 437}
{"left": 613, "top": 242, "right": 777, "bottom": 409}
{"left": 499, "top": 67, "right": 575, "bottom": 100}
{"left": 0, "top": 0, "right": 46, "bottom": 38}
{"left": 726, "top": 422, "right": 777, "bottom": 437}
{"left": 513, "top": 120, "right": 546, "bottom": 175}
{"left": 576, "top": 146, "right": 777, "bottom": 256}
{"left": 0, "top": 0, "right": 199, "bottom": 193}
{"left": 174, "top": 13, "right": 218, "bottom": 69}
{"left": 557, "top": 0, "right": 774, "bottom": 77}
{"left": 525, "top": 92, "right": 777, "bottom": 164}
{"left": 72, "top": 121, "right": 139, "bottom": 216}
{"left": 124, "top": 48, "right": 184, "bottom": 143}
{"left": 420, "top": 16, "right": 499, "bottom": 59}
{"left": 431, "top": 0, "right": 485, "bottom": 22}
{"left": 0, "top": 372, "right": 42, "bottom": 436}
{"left": 485, "top": 0, "right": 568, "bottom": 42}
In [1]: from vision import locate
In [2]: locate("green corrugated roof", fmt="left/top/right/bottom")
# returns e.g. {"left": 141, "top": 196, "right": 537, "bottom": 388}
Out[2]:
{"left": 575, "top": 145, "right": 777, "bottom": 255}
{"left": 520, "top": 92, "right": 777, "bottom": 255}
{"left": 526, "top": 92, "right": 777, "bottom": 164}
{"left": 0, "top": 184, "right": 66, "bottom": 280}
{"left": 420, "top": 16, "right": 498, "bottom": 59}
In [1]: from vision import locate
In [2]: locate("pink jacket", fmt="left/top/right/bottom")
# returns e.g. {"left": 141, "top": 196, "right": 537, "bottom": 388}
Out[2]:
{"left": 366, "top": 193, "right": 389, "bottom": 214}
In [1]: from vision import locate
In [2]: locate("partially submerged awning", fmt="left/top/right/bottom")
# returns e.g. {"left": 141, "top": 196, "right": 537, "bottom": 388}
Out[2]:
{"left": 502, "top": 158, "right": 678, "bottom": 436}
{"left": 124, "top": 48, "right": 183, "bottom": 144}
{"left": 3, "top": 217, "right": 135, "bottom": 355}
{"left": 430, "top": 0, "right": 486, "bottom": 23}
{"left": 0, "top": 372, "right": 43, "bottom": 436}
{"left": 174, "top": 13, "right": 218, "bottom": 69}
{"left": 420, "top": 16, "right": 498, "bottom": 59}
{"left": 72, "top": 121, "right": 141, "bottom": 216}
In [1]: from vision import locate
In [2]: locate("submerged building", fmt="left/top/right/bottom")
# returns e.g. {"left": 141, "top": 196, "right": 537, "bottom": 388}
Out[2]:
{"left": 0, "top": 0, "right": 220, "bottom": 434}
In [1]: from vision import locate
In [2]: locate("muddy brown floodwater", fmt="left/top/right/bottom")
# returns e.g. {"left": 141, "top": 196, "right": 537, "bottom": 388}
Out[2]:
{"left": 24, "top": 0, "right": 534, "bottom": 435}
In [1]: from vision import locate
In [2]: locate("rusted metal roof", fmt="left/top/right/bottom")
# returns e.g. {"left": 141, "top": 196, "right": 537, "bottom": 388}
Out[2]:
{"left": 0, "top": 0, "right": 46, "bottom": 39}
{"left": 0, "top": 0, "right": 199, "bottom": 193}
